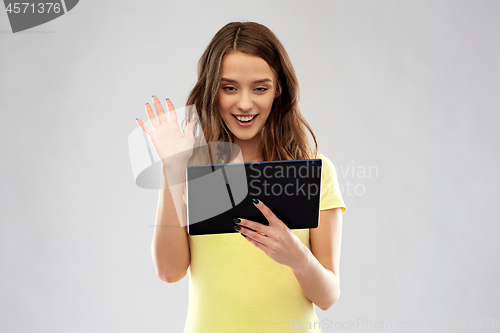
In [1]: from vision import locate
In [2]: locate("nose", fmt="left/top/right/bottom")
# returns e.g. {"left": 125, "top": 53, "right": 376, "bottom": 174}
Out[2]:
{"left": 236, "top": 91, "right": 253, "bottom": 112}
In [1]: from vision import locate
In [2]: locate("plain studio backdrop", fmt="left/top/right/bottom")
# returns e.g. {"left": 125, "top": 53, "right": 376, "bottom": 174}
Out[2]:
{"left": 1, "top": 1, "right": 498, "bottom": 332}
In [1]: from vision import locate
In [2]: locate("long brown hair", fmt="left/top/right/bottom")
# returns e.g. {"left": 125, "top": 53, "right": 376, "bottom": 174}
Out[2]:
{"left": 182, "top": 21, "right": 320, "bottom": 163}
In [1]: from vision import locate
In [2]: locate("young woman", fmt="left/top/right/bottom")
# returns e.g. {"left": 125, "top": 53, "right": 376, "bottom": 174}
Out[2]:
{"left": 136, "top": 21, "right": 346, "bottom": 333}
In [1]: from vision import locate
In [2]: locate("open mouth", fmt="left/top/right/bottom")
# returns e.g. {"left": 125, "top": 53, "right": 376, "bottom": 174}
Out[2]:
{"left": 232, "top": 114, "right": 258, "bottom": 123}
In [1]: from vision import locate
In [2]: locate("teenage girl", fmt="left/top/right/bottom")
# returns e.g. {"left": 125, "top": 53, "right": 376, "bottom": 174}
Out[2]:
{"left": 136, "top": 21, "right": 346, "bottom": 333}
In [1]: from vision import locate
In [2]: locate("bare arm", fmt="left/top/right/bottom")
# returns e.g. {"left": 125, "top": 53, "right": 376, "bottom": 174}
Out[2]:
{"left": 151, "top": 163, "right": 191, "bottom": 283}
{"left": 292, "top": 207, "right": 342, "bottom": 310}
{"left": 136, "top": 96, "right": 196, "bottom": 284}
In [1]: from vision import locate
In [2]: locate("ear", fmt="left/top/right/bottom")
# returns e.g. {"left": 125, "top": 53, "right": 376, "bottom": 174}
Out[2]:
{"left": 274, "top": 85, "right": 281, "bottom": 99}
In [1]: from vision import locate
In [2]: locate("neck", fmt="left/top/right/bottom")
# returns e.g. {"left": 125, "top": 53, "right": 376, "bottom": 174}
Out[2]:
{"left": 233, "top": 134, "right": 263, "bottom": 163}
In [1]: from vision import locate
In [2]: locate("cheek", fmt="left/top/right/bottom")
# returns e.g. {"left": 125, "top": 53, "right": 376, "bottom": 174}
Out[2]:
{"left": 218, "top": 94, "right": 231, "bottom": 113}
{"left": 260, "top": 96, "right": 275, "bottom": 113}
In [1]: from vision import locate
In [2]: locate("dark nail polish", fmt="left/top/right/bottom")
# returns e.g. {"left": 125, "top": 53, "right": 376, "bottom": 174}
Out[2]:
{"left": 233, "top": 218, "right": 241, "bottom": 224}
{"left": 252, "top": 198, "right": 259, "bottom": 204}
{"left": 152, "top": 95, "right": 156, "bottom": 98}
{"left": 241, "top": 233, "right": 247, "bottom": 238}
{"left": 233, "top": 224, "right": 241, "bottom": 231}
{"left": 166, "top": 98, "right": 170, "bottom": 101}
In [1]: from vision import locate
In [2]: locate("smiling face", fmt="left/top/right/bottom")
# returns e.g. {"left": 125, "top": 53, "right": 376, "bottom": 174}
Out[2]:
{"left": 218, "top": 51, "right": 278, "bottom": 145}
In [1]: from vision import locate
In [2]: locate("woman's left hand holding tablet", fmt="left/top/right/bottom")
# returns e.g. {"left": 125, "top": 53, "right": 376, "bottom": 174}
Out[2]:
{"left": 234, "top": 198, "right": 309, "bottom": 271}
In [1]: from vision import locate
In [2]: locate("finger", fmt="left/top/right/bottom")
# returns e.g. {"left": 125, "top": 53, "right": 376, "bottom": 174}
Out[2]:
{"left": 244, "top": 235, "right": 270, "bottom": 254}
{"left": 243, "top": 229, "right": 279, "bottom": 252}
{"left": 145, "top": 103, "right": 159, "bottom": 128}
{"left": 239, "top": 220, "right": 282, "bottom": 240}
{"left": 236, "top": 218, "right": 269, "bottom": 235}
{"left": 252, "top": 198, "right": 281, "bottom": 227}
{"left": 165, "top": 98, "right": 178, "bottom": 124}
{"left": 136, "top": 118, "right": 153, "bottom": 135}
{"left": 152, "top": 96, "right": 168, "bottom": 124}
{"left": 237, "top": 225, "right": 272, "bottom": 247}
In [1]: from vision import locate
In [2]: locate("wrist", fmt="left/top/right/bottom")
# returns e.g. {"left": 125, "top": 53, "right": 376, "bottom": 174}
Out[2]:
{"left": 162, "top": 162, "right": 187, "bottom": 187}
{"left": 290, "top": 240, "right": 312, "bottom": 275}
{"left": 161, "top": 158, "right": 188, "bottom": 170}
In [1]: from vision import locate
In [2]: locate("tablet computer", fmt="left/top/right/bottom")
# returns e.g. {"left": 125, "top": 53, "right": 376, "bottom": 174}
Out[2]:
{"left": 186, "top": 159, "right": 322, "bottom": 236}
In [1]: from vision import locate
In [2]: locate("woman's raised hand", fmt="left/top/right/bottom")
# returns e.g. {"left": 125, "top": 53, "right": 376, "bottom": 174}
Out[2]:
{"left": 136, "top": 96, "right": 197, "bottom": 167}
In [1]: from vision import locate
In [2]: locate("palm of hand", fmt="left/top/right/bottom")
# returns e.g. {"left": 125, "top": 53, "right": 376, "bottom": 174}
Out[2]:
{"left": 136, "top": 96, "right": 197, "bottom": 166}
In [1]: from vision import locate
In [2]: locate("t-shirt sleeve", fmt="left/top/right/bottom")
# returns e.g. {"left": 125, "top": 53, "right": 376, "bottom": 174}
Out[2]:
{"left": 319, "top": 153, "right": 347, "bottom": 213}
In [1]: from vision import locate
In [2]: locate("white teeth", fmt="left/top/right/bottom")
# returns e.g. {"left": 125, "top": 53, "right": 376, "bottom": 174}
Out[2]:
{"left": 235, "top": 115, "right": 256, "bottom": 122}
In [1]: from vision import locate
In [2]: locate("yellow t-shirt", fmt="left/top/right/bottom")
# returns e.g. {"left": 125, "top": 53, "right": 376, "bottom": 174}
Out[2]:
{"left": 183, "top": 154, "right": 346, "bottom": 333}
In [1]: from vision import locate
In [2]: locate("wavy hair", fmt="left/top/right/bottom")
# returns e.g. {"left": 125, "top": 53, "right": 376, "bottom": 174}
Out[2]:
{"left": 182, "top": 21, "right": 320, "bottom": 164}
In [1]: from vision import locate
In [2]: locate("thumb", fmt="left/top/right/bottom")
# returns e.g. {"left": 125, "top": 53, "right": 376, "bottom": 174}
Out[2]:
{"left": 185, "top": 120, "right": 197, "bottom": 139}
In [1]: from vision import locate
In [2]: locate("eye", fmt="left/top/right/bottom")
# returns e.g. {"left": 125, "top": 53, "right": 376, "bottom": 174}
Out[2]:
{"left": 255, "top": 87, "right": 268, "bottom": 92}
{"left": 223, "top": 86, "right": 236, "bottom": 92}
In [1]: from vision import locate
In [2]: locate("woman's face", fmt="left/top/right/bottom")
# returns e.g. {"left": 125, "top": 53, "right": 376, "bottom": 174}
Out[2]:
{"left": 218, "top": 51, "right": 278, "bottom": 142}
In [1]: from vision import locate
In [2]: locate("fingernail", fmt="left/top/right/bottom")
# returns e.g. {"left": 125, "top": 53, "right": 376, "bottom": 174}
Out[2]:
{"left": 233, "top": 224, "right": 241, "bottom": 231}
{"left": 233, "top": 218, "right": 241, "bottom": 224}
{"left": 145, "top": 103, "right": 149, "bottom": 105}
{"left": 166, "top": 98, "right": 170, "bottom": 100}
{"left": 252, "top": 198, "right": 259, "bottom": 204}
{"left": 241, "top": 233, "right": 247, "bottom": 238}
{"left": 152, "top": 95, "right": 156, "bottom": 98}
{"left": 135, "top": 118, "right": 138, "bottom": 120}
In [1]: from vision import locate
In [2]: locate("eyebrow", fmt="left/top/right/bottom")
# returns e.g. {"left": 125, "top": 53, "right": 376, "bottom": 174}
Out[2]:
{"left": 221, "top": 77, "right": 273, "bottom": 84}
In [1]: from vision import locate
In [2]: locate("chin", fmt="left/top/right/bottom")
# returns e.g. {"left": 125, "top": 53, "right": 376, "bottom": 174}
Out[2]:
{"left": 233, "top": 133, "right": 256, "bottom": 141}
{"left": 231, "top": 129, "right": 260, "bottom": 141}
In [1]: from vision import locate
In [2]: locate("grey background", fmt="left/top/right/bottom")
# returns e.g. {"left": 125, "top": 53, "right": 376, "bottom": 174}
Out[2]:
{"left": 1, "top": 0, "right": 498, "bottom": 332}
